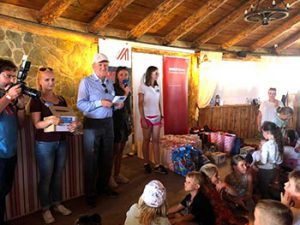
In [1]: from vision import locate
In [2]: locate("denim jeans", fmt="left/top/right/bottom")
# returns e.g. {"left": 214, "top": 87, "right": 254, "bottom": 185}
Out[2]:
{"left": 0, "top": 155, "right": 17, "bottom": 224}
{"left": 83, "top": 118, "right": 114, "bottom": 200}
{"left": 35, "top": 141, "right": 67, "bottom": 209}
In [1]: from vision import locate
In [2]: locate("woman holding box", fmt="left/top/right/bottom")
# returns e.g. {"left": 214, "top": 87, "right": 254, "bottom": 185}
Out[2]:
{"left": 30, "top": 67, "right": 80, "bottom": 224}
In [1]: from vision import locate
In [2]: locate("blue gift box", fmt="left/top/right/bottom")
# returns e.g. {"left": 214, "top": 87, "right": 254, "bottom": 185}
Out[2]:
{"left": 171, "top": 145, "right": 205, "bottom": 176}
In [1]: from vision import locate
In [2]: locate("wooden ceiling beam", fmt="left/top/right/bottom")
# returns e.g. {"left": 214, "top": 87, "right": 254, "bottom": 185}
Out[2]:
{"left": 127, "top": 0, "right": 184, "bottom": 40}
{"left": 37, "top": 0, "right": 75, "bottom": 25}
{"left": 88, "top": 0, "right": 134, "bottom": 34}
{"left": 162, "top": 0, "right": 228, "bottom": 45}
{"left": 276, "top": 31, "right": 300, "bottom": 52}
{"left": 250, "top": 13, "right": 300, "bottom": 50}
{"left": 222, "top": 23, "right": 261, "bottom": 49}
{"left": 193, "top": 0, "right": 257, "bottom": 47}
{"left": 0, "top": 14, "right": 97, "bottom": 44}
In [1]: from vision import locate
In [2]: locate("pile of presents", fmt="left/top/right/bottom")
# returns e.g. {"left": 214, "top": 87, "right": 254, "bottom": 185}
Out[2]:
{"left": 169, "top": 128, "right": 257, "bottom": 176}
{"left": 171, "top": 145, "right": 210, "bottom": 176}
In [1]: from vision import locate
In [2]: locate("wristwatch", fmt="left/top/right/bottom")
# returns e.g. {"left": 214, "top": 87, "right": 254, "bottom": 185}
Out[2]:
{"left": 5, "top": 94, "right": 14, "bottom": 102}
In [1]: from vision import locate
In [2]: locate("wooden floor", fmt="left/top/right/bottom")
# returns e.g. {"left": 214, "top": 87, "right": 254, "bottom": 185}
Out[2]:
{"left": 9, "top": 156, "right": 231, "bottom": 225}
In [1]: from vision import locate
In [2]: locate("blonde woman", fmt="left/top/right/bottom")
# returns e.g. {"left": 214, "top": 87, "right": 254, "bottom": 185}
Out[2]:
{"left": 30, "top": 67, "right": 79, "bottom": 224}
{"left": 124, "top": 180, "right": 170, "bottom": 225}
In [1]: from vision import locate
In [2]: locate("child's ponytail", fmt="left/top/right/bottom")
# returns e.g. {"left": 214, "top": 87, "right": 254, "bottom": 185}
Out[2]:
{"left": 273, "top": 126, "right": 284, "bottom": 154}
{"left": 261, "top": 121, "right": 283, "bottom": 154}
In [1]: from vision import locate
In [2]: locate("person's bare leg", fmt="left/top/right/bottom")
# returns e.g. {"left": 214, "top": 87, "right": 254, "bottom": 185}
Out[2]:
{"left": 152, "top": 125, "right": 161, "bottom": 165}
{"left": 114, "top": 142, "right": 127, "bottom": 182}
{"left": 142, "top": 127, "right": 152, "bottom": 164}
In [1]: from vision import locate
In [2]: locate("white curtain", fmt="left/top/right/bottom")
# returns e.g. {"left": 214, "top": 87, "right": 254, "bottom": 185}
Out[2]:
{"left": 212, "top": 56, "right": 300, "bottom": 106}
{"left": 195, "top": 51, "right": 222, "bottom": 120}
{"left": 197, "top": 51, "right": 223, "bottom": 107}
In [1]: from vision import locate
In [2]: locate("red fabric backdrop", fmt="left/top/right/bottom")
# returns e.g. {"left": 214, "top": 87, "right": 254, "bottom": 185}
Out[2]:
{"left": 163, "top": 56, "right": 189, "bottom": 134}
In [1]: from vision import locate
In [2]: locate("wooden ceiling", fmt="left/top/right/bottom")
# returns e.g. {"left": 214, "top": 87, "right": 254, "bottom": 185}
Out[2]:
{"left": 1, "top": 0, "right": 300, "bottom": 56}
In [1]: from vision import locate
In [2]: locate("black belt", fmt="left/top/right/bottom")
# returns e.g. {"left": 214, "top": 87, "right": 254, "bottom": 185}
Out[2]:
{"left": 84, "top": 117, "right": 112, "bottom": 129}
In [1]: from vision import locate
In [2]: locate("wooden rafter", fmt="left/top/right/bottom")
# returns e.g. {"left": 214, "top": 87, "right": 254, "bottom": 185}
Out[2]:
{"left": 37, "top": 0, "right": 75, "bottom": 25}
{"left": 250, "top": 13, "right": 300, "bottom": 50}
{"left": 276, "top": 31, "right": 300, "bottom": 52}
{"left": 88, "top": 0, "right": 134, "bottom": 34}
{"left": 163, "top": 0, "right": 228, "bottom": 45}
{"left": 0, "top": 14, "right": 97, "bottom": 44}
{"left": 222, "top": 23, "right": 261, "bottom": 49}
{"left": 127, "top": 0, "right": 184, "bottom": 40}
{"left": 0, "top": 2, "right": 195, "bottom": 49}
{"left": 193, "top": 0, "right": 257, "bottom": 47}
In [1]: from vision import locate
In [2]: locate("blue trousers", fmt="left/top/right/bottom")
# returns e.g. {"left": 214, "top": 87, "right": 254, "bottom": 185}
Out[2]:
{"left": 35, "top": 141, "right": 67, "bottom": 209}
{"left": 83, "top": 117, "right": 114, "bottom": 200}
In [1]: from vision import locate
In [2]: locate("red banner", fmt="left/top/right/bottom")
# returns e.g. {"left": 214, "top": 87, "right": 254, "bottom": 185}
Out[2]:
{"left": 163, "top": 57, "right": 189, "bottom": 134}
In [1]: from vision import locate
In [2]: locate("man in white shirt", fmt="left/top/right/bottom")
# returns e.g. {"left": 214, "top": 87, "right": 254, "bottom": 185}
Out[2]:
{"left": 257, "top": 88, "right": 283, "bottom": 132}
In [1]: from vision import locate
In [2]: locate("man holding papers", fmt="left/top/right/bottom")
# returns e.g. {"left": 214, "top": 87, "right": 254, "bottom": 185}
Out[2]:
{"left": 77, "top": 53, "right": 123, "bottom": 207}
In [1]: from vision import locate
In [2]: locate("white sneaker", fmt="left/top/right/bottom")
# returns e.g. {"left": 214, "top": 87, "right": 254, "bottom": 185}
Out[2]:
{"left": 42, "top": 210, "right": 55, "bottom": 224}
{"left": 54, "top": 204, "right": 72, "bottom": 216}
{"left": 109, "top": 175, "right": 118, "bottom": 188}
{"left": 115, "top": 174, "right": 129, "bottom": 184}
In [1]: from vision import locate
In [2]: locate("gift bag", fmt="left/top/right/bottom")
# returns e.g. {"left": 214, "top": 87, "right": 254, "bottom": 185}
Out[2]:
{"left": 210, "top": 132, "right": 218, "bottom": 144}
{"left": 216, "top": 132, "right": 224, "bottom": 151}
{"left": 224, "top": 133, "right": 236, "bottom": 155}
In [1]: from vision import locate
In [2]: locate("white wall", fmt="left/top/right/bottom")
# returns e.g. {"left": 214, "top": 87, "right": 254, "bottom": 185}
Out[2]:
{"left": 210, "top": 56, "right": 300, "bottom": 105}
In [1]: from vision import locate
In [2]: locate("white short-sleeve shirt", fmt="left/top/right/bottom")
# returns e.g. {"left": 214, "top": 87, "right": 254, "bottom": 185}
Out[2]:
{"left": 138, "top": 83, "right": 161, "bottom": 116}
{"left": 259, "top": 100, "right": 283, "bottom": 125}
{"left": 258, "top": 139, "right": 282, "bottom": 169}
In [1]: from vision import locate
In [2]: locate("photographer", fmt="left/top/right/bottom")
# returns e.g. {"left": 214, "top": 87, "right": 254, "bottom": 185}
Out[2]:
{"left": 0, "top": 59, "right": 25, "bottom": 225}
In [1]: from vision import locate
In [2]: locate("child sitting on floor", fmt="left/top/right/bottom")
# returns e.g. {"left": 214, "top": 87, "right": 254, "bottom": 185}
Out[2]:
{"left": 200, "top": 163, "right": 246, "bottom": 225}
{"left": 254, "top": 199, "right": 293, "bottom": 225}
{"left": 225, "top": 155, "right": 255, "bottom": 212}
{"left": 168, "top": 171, "right": 215, "bottom": 225}
{"left": 281, "top": 170, "right": 300, "bottom": 224}
{"left": 283, "top": 130, "right": 300, "bottom": 170}
{"left": 124, "top": 180, "right": 170, "bottom": 225}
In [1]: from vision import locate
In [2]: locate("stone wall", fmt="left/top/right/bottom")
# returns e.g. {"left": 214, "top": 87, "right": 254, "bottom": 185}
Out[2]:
{"left": 0, "top": 27, "right": 97, "bottom": 116}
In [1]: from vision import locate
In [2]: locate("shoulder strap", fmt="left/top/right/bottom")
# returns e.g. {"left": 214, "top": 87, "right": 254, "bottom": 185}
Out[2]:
{"left": 58, "top": 95, "right": 66, "bottom": 104}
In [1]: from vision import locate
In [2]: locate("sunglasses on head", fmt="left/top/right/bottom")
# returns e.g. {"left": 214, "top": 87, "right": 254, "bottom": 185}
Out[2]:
{"left": 39, "top": 67, "right": 53, "bottom": 72}
{"left": 101, "top": 83, "right": 108, "bottom": 94}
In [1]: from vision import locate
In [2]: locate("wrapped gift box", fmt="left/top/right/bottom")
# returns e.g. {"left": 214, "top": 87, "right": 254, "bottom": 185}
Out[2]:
{"left": 171, "top": 145, "right": 203, "bottom": 176}
{"left": 240, "top": 146, "right": 255, "bottom": 156}
{"left": 209, "top": 152, "right": 226, "bottom": 165}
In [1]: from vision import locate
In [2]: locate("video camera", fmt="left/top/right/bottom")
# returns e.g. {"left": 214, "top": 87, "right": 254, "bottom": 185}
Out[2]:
{"left": 12, "top": 55, "right": 41, "bottom": 99}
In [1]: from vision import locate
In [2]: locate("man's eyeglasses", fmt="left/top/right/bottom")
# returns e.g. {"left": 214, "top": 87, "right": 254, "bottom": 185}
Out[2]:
{"left": 39, "top": 67, "right": 53, "bottom": 72}
{"left": 1, "top": 72, "right": 16, "bottom": 80}
{"left": 101, "top": 83, "right": 108, "bottom": 94}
